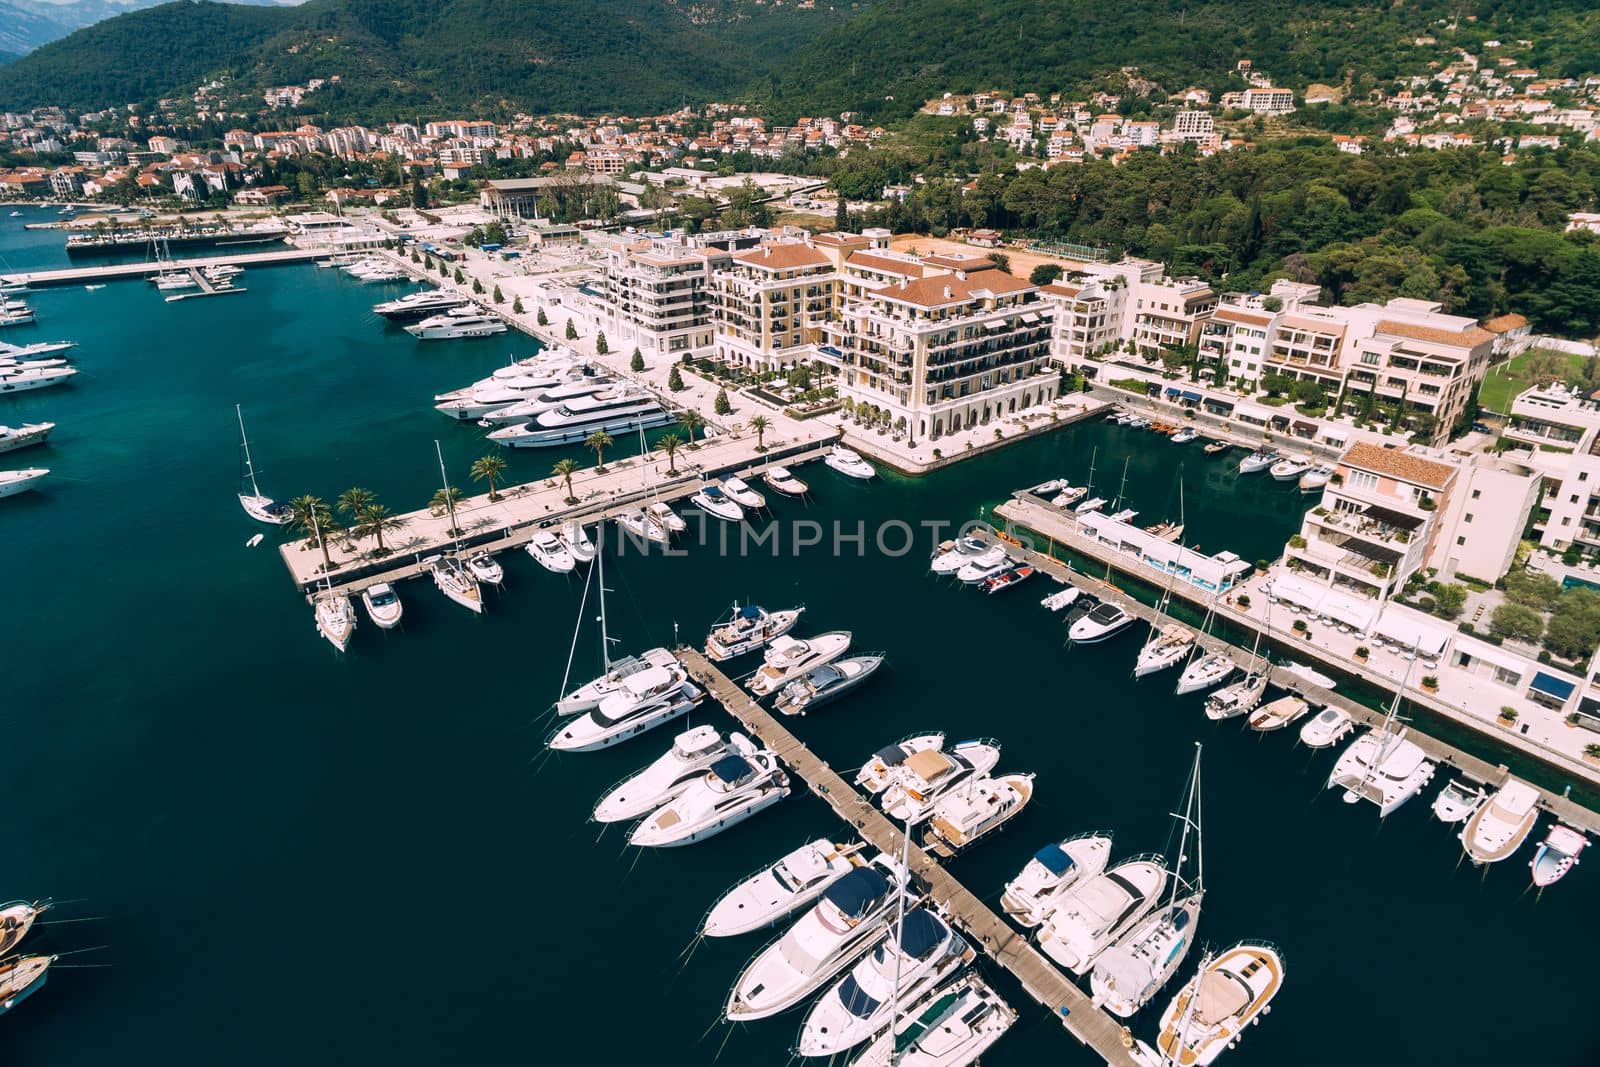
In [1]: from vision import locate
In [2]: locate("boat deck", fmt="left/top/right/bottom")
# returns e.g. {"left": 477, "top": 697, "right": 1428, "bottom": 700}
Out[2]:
{"left": 677, "top": 647, "right": 1143, "bottom": 1067}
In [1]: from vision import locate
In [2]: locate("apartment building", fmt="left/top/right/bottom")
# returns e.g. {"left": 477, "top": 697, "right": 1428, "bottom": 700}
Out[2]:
{"left": 1220, "top": 87, "right": 1297, "bottom": 114}
{"left": 1173, "top": 110, "right": 1215, "bottom": 141}
{"left": 711, "top": 242, "right": 837, "bottom": 371}
{"left": 1040, "top": 276, "right": 1129, "bottom": 364}
{"left": 1131, "top": 278, "right": 1217, "bottom": 357}
{"left": 1496, "top": 384, "right": 1600, "bottom": 558}
{"left": 600, "top": 237, "right": 720, "bottom": 358}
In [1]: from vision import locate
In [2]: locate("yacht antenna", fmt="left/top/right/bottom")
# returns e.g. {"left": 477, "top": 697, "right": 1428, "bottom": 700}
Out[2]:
{"left": 434, "top": 440, "right": 461, "bottom": 554}
{"left": 236, "top": 403, "right": 262, "bottom": 499}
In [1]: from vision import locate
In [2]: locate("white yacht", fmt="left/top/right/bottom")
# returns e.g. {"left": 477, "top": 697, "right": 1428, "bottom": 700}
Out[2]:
{"left": 1176, "top": 652, "right": 1234, "bottom": 695}
{"left": 1237, "top": 450, "right": 1278, "bottom": 474}
{"left": 525, "top": 530, "right": 575, "bottom": 573}
{"left": 702, "top": 839, "right": 865, "bottom": 938}
{"left": 1074, "top": 495, "right": 1108, "bottom": 514}
{"left": 1149, "top": 943, "right": 1284, "bottom": 1067}
{"left": 485, "top": 390, "right": 671, "bottom": 447}
{"left": 152, "top": 270, "right": 197, "bottom": 292}
{"left": 765, "top": 465, "right": 809, "bottom": 497}
{"left": 1035, "top": 855, "right": 1169, "bottom": 975}
{"left": 825, "top": 444, "right": 876, "bottom": 480}
{"left": 726, "top": 856, "right": 908, "bottom": 1021}
{"left": 1299, "top": 705, "right": 1353, "bottom": 748}
{"left": 923, "top": 774, "right": 1034, "bottom": 857}
{"left": 1070, "top": 602, "right": 1135, "bottom": 643}
{"left": 0, "top": 422, "right": 53, "bottom": 455}
{"left": 465, "top": 551, "right": 504, "bottom": 586}
{"left": 1461, "top": 779, "right": 1540, "bottom": 866}
{"left": 0, "top": 298, "right": 35, "bottom": 326}
{"left": 646, "top": 501, "right": 685, "bottom": 534}
{"left": 629, "top": 744, "right": 790, "bottom": 847}
{"left": 373, "top": 289, "right": 470, "bottom": 321}
{"left": 1248, "top": 695, "right": 1310, "bottom": 732}
{"left": 0, "top": 468, "right": 48, "bottom": 498}
{"left": 360, "top": 583, "right": 403, "bottom": 629}
{"left": 314, "top": 593, "right": 356, "bottom": 652}
{"left": 1170, "top": 427, "right": 1198, "bottom": 444}
{"left": 774, "top": 654, "right": 885, "bottom": 717}
{"left": 705, "top": 602, "right": 804, "bottom": 661}
{"left": 434, "top": 366, "right": 590, "bottom": 420}
{"left": 930, "top": 537, "right": 987, "bottom": 575}
{"left": 1268, "top": 456, "right": 1311, "bottom": 481}
{"left": 557, "top": 647, "right": 680, "bottom": 716}
{"left": 0, "top": 339, "right": 75, "bottom": 359}
{"left": 692, "top": 484, "right": 745, "bottom": 522}
{"left": 1028, "top": 478, "right": 1072, "bottom": 495}
{"left": 548, "top": 664, "right": 702, "bottom": 752}
{"left": 881, "top": 740, "right": 1002, "bottom": 825}
{"left": 1001, "top": 833, "right": 1114, "bottom": 928}
{"left": 849, "top": 974, "right": 1016, "bottom": 1067}
{"left": 721, "top": 475, "right": 766, "bottom": 509}
{"left": 0, "top": 366, "right": 77, "bottom": 393}
{"left": 430, "top": 556, "right": 484, "bottom": 613}
{"left": 1530, "top": 824, "right": 1586, "bottom": 888}
{"left": 1431, "top": 778, "right": 1486, "bottom": 825}
{"left": 1328, "top": 726, "right": 1436, "bottom": 817}
{"left": 616, "top": 507, "right": 669, "bottom": 545}
{"left": 1052, "top": 485, "right": 1088, "bottom": 508}
{"left": 0, "top": 901, "right": 48, "bottom": 956}
{"left": 0, "top": 356, "right": 67, "bottom": 372}
{"left": 235, "top": 405, "right": 292, "bottom": 525}
{"left": 405, "top": 309, "right": 507, "bottom": 339}
{"left": 1280, "top": 660, "right": 1337, "bottom": 690}
{"left": 561, "top": 521, "right": 596, "bottom": 563}
{"left": 954, "top": 546, "right": 1010, "bottom": 584}
{"left": 203, "top": 264, "right": 244, "bottom": 282}
{"left": 747, "top": 631, "right": 853, "bottom": 698}
{"left": 856, "top": 733, "right": 945, "bottom": 795}
{"left": 1107, "top": 507, "right": 1138, "bottom": 523}
{"left": 798, "top": 909, "right": 974, "bottom": 1058}
{"left": 1299, "top": 465, "right": 1335, "bottom": 492}
{"left": 1041, "top": 586, "right": 1081, "bottom": 612}
{"left": 1203, "top": 674, "right": 1267, "bottom": 720}
{"left": 475, "top": 376, "right": 615, "bottom": 427}
{"left": 592, "top": 725, "right": 736, "bottom": 823}
{"left": 1135, "top": 624, "right": 1195, "bottom": 677}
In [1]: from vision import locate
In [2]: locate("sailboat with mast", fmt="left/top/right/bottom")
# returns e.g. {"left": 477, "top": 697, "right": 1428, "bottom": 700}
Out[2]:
{"left": 1135, "top": 568, "right": 1194, "bottom": 678}
{"left": 1074, "top": 447, "right": 1106, "bottom": 514}
{"left": 1089, "top": 745, "right": 1205, "bottom": 1018}
{"left": 1106, "top": 458, "right": 1138, "bottom": 523}
{"left": 308, "top": 508, "right": 356, "bottom": 652}
{"left": 554, "top": 548, "right": 679, "bottom": 715}
{"left": 428, "top": 441, "right": 483, "bottom": 614}
{"left": 1175, "top": 597, "right": 1234, "bottom": 696}
{"left": 1203, "top": 617, "right": 1268, "bottom": 720}
{"left": 236, "top": 405, "right": 292, "bottom": 525}
{"left": 1326, "top": 647, "right": 1436, "bottom": 816}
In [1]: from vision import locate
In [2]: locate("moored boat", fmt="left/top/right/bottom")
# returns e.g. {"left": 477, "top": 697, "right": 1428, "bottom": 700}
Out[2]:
{"left": 691, "top": 484, "right": 745, "bottom": 522}
{"left": 624, "top": 744, "right": 789, "bottom": 853}
{"left": 1298, "top": 705, "right": 1353, "bottom": 748}
{"left": 856, "top": 733, "right": 945, "bottom": 795}
{"left": 983, "top": 563, "right": 1035, "bottom": 594}
{"left": 1247, "top": 695, "right": 1309, "bottom": 732}
{"left": 0, "top": 954, "right": 54, "bottom": 1016}
{"left": 705, "top": 602, "right": 804, "bottom": 661}
{"left": 774, "top": 654, "right": 884, "bottom": 716}
{"left": 314, "top": 593, "right": 357, "bottom": 652}
{"left": 1149, "top": 943, "right": 1284, "bottom": 1066}
{"left": 825, "top": 444, "right": 876, "bottom": 480}
{"left": 1460, "top": 779, "right": 1539, "bottom": 865}
{"left": 526, "top": 530, "right": 575, "bottom": 573}
{"left": 881, "top": 740, "right": 1003, "bottom": 825}
{"left": 721, "top": 475, "right": 766, "bottom": 508}
{"left": 747, "top": 630, "right": 853, "bottom": 698}
{"left": 1530, "top": 823, "right": 1586, "bottom": 888}
{"left": 1135, "top": 624, "right": 1195, "bottom": 677}
{"left": 430, "top": 556, "right": 484, "bottom": 613}
{"left": 1431, "top": 778, "right": 1485, "bottom": 824}
{"left": 1000, "top": 833, "right": 1113, "bottom": 928}
{"left": 360, "top": 582, "right": 403, "bottom": 629}
{"left": 764, "top": 465, "right": 809, "bottom": 496}
{"left": 592, "top": 725, "right": 737, "bottom": 823}
{"left": 548, "top": 662, "right": 703, "bottom": 752}
{"left": 468, "top": 550, "right": 506, "bottom": 586}
{"left": 1069, "top": 602, "right": 1135, "bottom": 644}
{"left": 0, "top": 901, "right": 48, "bottom": 956}
{"left": 1237, "top": 449, "right": 1278, "bottom": 474}
{"left": 923, "top": 773, "right": 1035, "bottom": 857}
{"left": 848, "top": 973, "right": 1016, "bottom": 1067}
{"left": 702, "top": 839, "right": 865, "bottom": 937}
{"left": 1035, "top": 854, "right": 1169, "bottom": 975}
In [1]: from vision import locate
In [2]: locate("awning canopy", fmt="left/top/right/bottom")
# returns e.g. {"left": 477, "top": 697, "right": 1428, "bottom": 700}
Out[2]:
{"left": 1361, "top": 504, "right": 1424, "bottom": 531}
{"left": 1374, "top": 607, "right": 1452, "bottom": 657}
{"left": 1320, "top": 589, "right": 1378, "bottom": 631}
{"left": 1165, "top": 386, "right": 1183, "bottom": 397}
{"left": 1181, "top": 390, "right": 1203, "bottom": 402}
{"left": 1266, "top": 573, "right": 1328, "bottom": 614}
{"left": 1344, "top": 538, "right": 1404, "bottom": 567}
{"left": 1292, "top": 420, "right": 1317, "bottom": 435}
{"left": 1530, "top": 670, "right": 1576, "bottom": 702}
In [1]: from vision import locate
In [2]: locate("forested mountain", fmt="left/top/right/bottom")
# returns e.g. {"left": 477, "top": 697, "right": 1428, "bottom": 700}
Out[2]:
{"left": 0, "top": 0, "right": 297, "bottom": 61}
{"left": 0, "top": 1, "right": 74, "bottom": 61}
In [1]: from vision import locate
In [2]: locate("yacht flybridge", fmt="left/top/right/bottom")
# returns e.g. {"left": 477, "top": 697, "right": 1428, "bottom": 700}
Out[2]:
{"left": 705, "top": 602, "right": 804, "bottom": 661}
{"left": 747, "top": 631, "right": 853, "bottom": 698}
{"left": 856, "top": 733, "right": 945, "bottom": 795}
{"left": 1035, "top": 853, "right": 1169, "bottom": 976}
{"left": 591, "top": 724, "right": 736, "bottom": 823}
{"left": 559, "top": 647, "right": 680, "bottom": 715}
{"left": 628, "top": 738, "right": 790, "bottom": 847}
{"left": 701, "top": 839, "right": 865, "bottom": 937}
{"left": 849, "top": 973, "right": 1017, "bottom": 1067}
{"left": 880, "top": 740, "right": 1002, "bottom": 825}
{"left": 930, "top": 537, "right": 991, "bottom": 576}
{"left": 1000, "top": 833, "right": 1114, "bottom": 928}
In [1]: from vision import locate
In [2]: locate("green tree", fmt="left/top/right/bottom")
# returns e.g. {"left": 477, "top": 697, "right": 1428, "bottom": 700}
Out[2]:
{"left": 630, "top": 348, "right": 645, "bottom": 372}
{"left": 750, "top": 415, "right": 770, "bottom": 451}
{"left": 988, "top": 251, "right": 1011, "bottom": 275}
{"left": 472, "top": 277, "right": 484, "bottom": 295}
{"left": 667, "top": 366, "right": 685, "bottom": 391}
{"left": 596, "top": 331, "right": 609, "bottom": 355}
{"left": 411, "top": 179, "right": 428, "bottom": 210}
{"left": 835, "top": 196, "right": 850, "bottom": 233}
{"left": 336, "top": 486, "right": 377, "bottom": 526}
{"left": 430, "top": 486, "right": 464, "bottom": 520}
{"left": 1503, "top": 571, "right": 1561, "bottom": 610}
{"left": 1490, "top": 602, "right": 1545, "bottom": 644}
{"left": 658, "top": 432, "right": 683, "bottom": 474}
{"left": 1545, "top": 588, "right": 1600, "bottom": 660}
{"left": 469, "top": 453, "right": 508, "bottom": 501}
{"left": 1432, "top": 583, "right": 1467, "bottom": 619}
{"left": 536, "top": 307, "right": 548, "bottom": 326}
{"left": 677, "top": 408, "right": 705, "bottom": 446}
{"left": 1029, "top": 263, "right": 1063, "bottom": 286}
{"left": 354, "top": 503, "right": 406, "bottom": 555}
{"left": 585, "top": 429, "right": 614, "bottom": 472}
{"left": 453, "top": 267, "right": 465, "bottom": 284}
{"left": 493, "top": 285, "right": 504, "bottom": 304}
{"left": 289, "top": 495, "right": 337, "bottom": 569}
{"left": 552, "top": 457, "right": 579, "bottom": 504}
{"left": 565, "top": 319, "right": 578, "bottom": 341}
{"left": 512, "top": 296, "right": 524, "bottom": 314}
{"left": 714, "top": 387, "right": 732, "bottom": 415}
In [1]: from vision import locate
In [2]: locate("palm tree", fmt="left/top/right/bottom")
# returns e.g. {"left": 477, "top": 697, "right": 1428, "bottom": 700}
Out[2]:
{"left": 585, "top": 429, "right": 614, "bottom": 472}
{"left": 355, "top": 503, "right": 407, "bottom": 555}
{"left": 289, "top": 495, "right": 337, "bottom": 570}
{"left": 657, "top": 432, "right": 683, "bottom": 475}
{"left": 470, "top": 453, "right": 509, "bottom": 501}
{"left": 552, "top": 457, "right": 580, "bottom": 504}
{"left": 677, "top": 409, "right": 705, "bottom": 448}
{"left": 336, "top": 486, "right": 376, "bottom": 524}
{"left": 750, "top": 415, "right": 770, "bottom": 452}
{"left": 430, "top": 486, "right": 464, "bottom": 532}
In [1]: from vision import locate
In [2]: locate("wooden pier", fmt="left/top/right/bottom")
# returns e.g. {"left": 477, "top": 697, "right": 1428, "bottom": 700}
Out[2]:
{"left": 1, "top": 247, "right": 325, "bottom": 288}
{"left": 677, "top": 647, "right": 1144, "bottom": 1067}
{"left": 162, "top": 266, "right": 249, "bottom": 302}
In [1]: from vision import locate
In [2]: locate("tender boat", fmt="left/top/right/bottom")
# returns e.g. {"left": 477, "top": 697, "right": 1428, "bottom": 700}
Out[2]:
{"left": 764, "top": 465, "right": 809, "bottom": 496}
{"left": 1051, "top": 485, "right": 1088, "bottom": 508}
{"left": 692, "top": 484, "right": 745, "bottom": 522}
{"left": 314, "top": 593, "right": 357, "bottom": 651}
{"left": 592, "top": 724, "right": 734, "bottom": 823}
{"left": 705, "top": 603, "right": 804, "bottom": 660}
{"left": 954, "top": 545, "right": 1010, "bottom": 584}
{"left": 1299, "top": 705, "right": 1354, "bottom": 748}
{"left": 797, "top": 909, "right": 974, "bottom": 1058}
{"left": 1000, "top": 833, "right": 1114, "bottom": 928}
{"left": 1074, "top": 495, "right": 1107, "bottom": 514}
{"left": 1036, "top": 855, "right": 1169, "bottom": 975}
{"left": 465, "top": 552, "right": 504, "bottom": 586}
{"left": 430, "top": 556, "right": 484, "bottom": 613}
{"left": 702, "top": 839, "right": 865, "bottom": 937}
{"left": 526, "top": 530, "right": 576, "bottom": 573}
{"left": 1461, "top": 779, "right": 1539, "bottom": 866}
{"left": 561, "top": 521, "right": 596, "bottom": 562}
{"left": 556, "top": 647, "right": 680, "bottom": 715}
{"left": 1248, "top": 695, "right": 1309, "bottom": 732}
{"left": 0, "top": 467, "right": 48, "bottom": 498}
{"left": 1149, "top": 943, "right": 1284, "bottom": 1067}
{"left": 856, "top": 733, "right": 945, "bottom": 795}
{"left": 1175, "top": 652, "right": 1234, "bottom": 695}
{"left": 1327, "top": 726, "right": 1436, "bottom": 816}
{"left": 1299, "top": 465, "right": 1334, "bottom": 492}
{"left": 1041, "top": 586, "right": 1081, "bottom": 612}
{"left": 930, "top": 536, "right": 990, "bottom": 576}
{"left": 983, "top": 563, "right": 1035, "bottom": 594}
{"left": 1170, "top": 427, "right": 1198, "bottom": 444}
{"left": 923, "top": 773, "right": 1035, "bottom": 857}
{"left": 825, "top": 445, "right": 876, "bottom": 479}
{"left": 775, "top": 654, "right": 885, "bottom": 716}
{"left": 725, "top": 856, "right": 909, "bottom": 1021}
{"left": 1135, "top": 625, "right": 1195, "bottom": 677}
{"left": 1268, "top": 457, "right": 1311, "bottom": 481}
{"left": 721, "top": 475, "right": 766, "bottom": 508}
{"left": 1280, "top": 660, "right": 1337, "bottom": 690}
{"left": 548, "top": 663, "right": 702, "bottom": 752}
{"left": 360, "top": 583, "right": 403, "bottom": 629}
{"left": 647, "top": 501, "right": 686, "bottom": 534}
{"left": 626, "top": 745, "right": 785, "bottom": 845}
{"left": 881, "top": 740, "right": 1003, "bottom": 825}
{"left": 1203, "top": 674, "right": 1267, "bottom": 720}
{"left": 1202, "top": 441, "right": 1229, "bottom": 455}
{"left": 1237, "top": 450, "right": 1278, "bottom": 474}
{"left": 849, "top": 974, "right": 1016, "bottom": 1067}
{"left": 0, "top": 954, "right": 54, "bottom": 1016}
{"left": 1070, "top": 602, "right": 1135, "bottom": 643}
{"left": 1431, "top": 778, "right": 1485, "bottom": 824}
{"left": 1028, "top": 478, "right": 1072, "bottom": 495}
{"left": 747, "top": 631, "right": 853, "bottom": 698}
{"left": 1530, "top": 824, "right": 1586, "bottom": 888}
{"left": 0, "top": 901, "right": 48, "bottom": 956}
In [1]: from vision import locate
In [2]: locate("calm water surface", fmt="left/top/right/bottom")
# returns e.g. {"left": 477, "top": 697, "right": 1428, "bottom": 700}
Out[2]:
{"left": 2, "top": 206, "right": 1594, "bottom": 1066}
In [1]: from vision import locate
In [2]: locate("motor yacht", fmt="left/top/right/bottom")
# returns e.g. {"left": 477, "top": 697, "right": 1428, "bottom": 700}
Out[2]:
{"left": 1268, "top": 457, "right": 1311, "bottom": 481}
{"left": 1170, "top": 427, "right": 1198, "bottom": 444}
{"left": 1051, "top": 485, "right": 1088, "bottom": 508}
{"left": 797, "top": 909, "right": 974, "bottom": 1058}
{"left": 1074, "top": 495, "right": 1108, "bottom": 514}
{"left": 630, "top": 744, "right": 791, "bottom": 847}
{"left": 1431, "top": 778, "right": 1486, "bottom": 824}
{"left": 930, "top": 536, "right": 990, "bottom": 576}
{"left": 152, "top": 271, "right": 196, "bottom": 292}
{"left": 747, "top": 631, "right": 853, "bottom": 698}
{"left": 1203, "top": 674, "right": 1267, "bottom": 720}
{"left": 430, "top": 556, "right": 484, "bottom": 613}
{"left": 475, "top": 377, "right": 616, "bottom": 426}
{"left": 314, "top": 593, "right": 356, "bottom": 652}
{"left": 702, "top": 839, "right": 866, "bottom": 938}
{"left": 0, "top": 339, "right": 75, "bottom": 359}
{"left": 646, "top": 501, "right": 685, "bottom": 534}
{"left": 0, "top": 422, "right": 53, "bottom": 455}
{"left": 593, "top": 725, "right": 736, "bottom": 823}
{"left": 1028, "top": 478, "right": 1072, "bottom": 495}
{"left": 1248, "top": 695, "right": 1309, "bottom": 732}
{"left": 373, "top": 289, "right": 470, "bottom": 321}
{"left": 725, "top": 855, "right": 909, "bottom": 1021}
{"left": 616, "top": 507, "right": 669, "bottom": 545}
{"left": 849, "top": 974, "right": 1016, "bottom": 1067}
{"left": 881, "top": 740, "right": 1002, "bottom": 825}
{"left": 705, "top": 602, "right": 804, "bottom": 660}
{"left": 1299, "top": 465, "right": 1334, "bottom": 492}
{"left": 0, "top": 298, "right": 35, "bottom": 327}
{"left": 465, "top": 551, "right": 504, "bottom": 586}
{"left": 360, "top": 583, "right": 403, "bottom": 629}
{"left": 203, "top": 264, "right": 244, "bottom": 282}
{"left": 1530, "top": 824, "right": 1586, "bottom": 888}
{"left": 1, "top": 467, "right": 53, "bottom": 497}
{"left": 1134, "top": 625, "right": 1195, "bottom": 677}
{"left": 0, "top": 366, "right": 77, "bottom": 394}
{"left": 1069, "top": 602, "right": 1135, "bottom": 643}
{"left": 1001, "top": 833, "right": 1114, "bottom": 928}
{"left": 856, "top": 733, "right": 945, "bottom": 795}
{"left": 1175, "top": 652, "right": 1234, "bottom": 695}
{"left": 721, "top": 475, "right": 766, "bottom": 509}
{"left": 1299, "top": 705, "right": 1353, "bottom": 748}
{"left": 1125, "top": 416, "right": 1150, "bottom": 429}
{"left": 548, "top": 663, "right": 702, "bottom": 752}
{"left": 983, "top": 564, "right": 1035, "bottom": 594}
{"left": 556, "top": 647, "right": 680, "bottom": 715}
{"left": 1327, "top": 726, "right": 1436, "bottom": 816}
{"left": 1237, "top": 450, "right": 1278, "bottom": 474}
{"left": 0, "top": 901, "right": 48, "bottom": 956}
{"left": 406, "top": 310, "right": 507, "bottom": 339}
{"left": 765, "top": 465, "right": 809, "bottom": 496}
{"left": 1149, "top": 943, "right": 1284, "bottom": 1067}
{"left": 526, "top": 530, "right": 575, "bottom": 573}
{"left": 488, "top": 390, "right": 672, "bottom": 446}
{"left": 1107, "top": 508, "right": 1138, "bottom": 523}
{"left": 562, "top": 521, "right": 596, "bottom": 563}
{"left": 692, "top": 484, "right": 745, "bottom": 522}
{"left": 434, "top": 368, "right": 590, "bottom": 421}
{"left": 1041, "top": 586, "right": 1081, "bottom": 612}
{"left": 954, "top": 546, "right": 1011, "bottom": 584}
{"left": 1036, "top": 855, "right": 1169, "bottom": 975}
{"left": 923, "top": 774, "right": 1035, "bottom": 857}
{"left": 825, "top": 445, "right": 876, "bottom": 480}
{"left": 0, "top": 954, "right": 53, "bottom": 1016}
{"left": 775, "top": 654, "right": 885, "bottom": 716}
{"left": 1280, "top": 660, "right": 1337, "bottom": 690}
{"left": 0, "top": 356, "right": 67, "bottom": 372}
{"left": 1461, "top": 779, "right": 1539, "bottom": 865}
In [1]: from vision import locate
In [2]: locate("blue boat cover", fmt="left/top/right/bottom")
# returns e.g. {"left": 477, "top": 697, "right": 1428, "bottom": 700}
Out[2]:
{"left": 1034, "top": 843, "right": 1075, "bottom": 875}
{"left": 710, "top": 755, "right": 753, "bottom": 784}
{"left": 895, "top": 909, "right": 946, "bottom": 958}
{"left": 823, "top": 866, "right": 889, "bottom": 919}
{"left": 739, "top": 604, "right": 764, "bottom": 620}
{"left": 875, "top": 743, "right": 911, "bottom": 765}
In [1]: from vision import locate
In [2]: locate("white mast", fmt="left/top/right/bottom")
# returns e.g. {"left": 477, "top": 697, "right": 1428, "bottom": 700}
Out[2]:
{"left": 1113, "top": 456, "right": 1131, "bottom": 511}
{"left": 888, "top": 808, "right": 913, "bottom": 1066}
{"left": 236, "top": 403, "right": 263, "bottom": 498}
{"left": 434, "top": 439, "right": 461, "bottom": 553}
{"left": 1170, "top": 743, "right": 1203, "bottom": 904}
{"left": 597, "top": 542, "right": 616, "bottom": 670}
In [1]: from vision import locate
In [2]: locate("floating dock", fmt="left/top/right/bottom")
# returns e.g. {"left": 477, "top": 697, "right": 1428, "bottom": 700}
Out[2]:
{"left": 1, "top": 248, "right": 325, "bottom": 288}
{"left": 677, "top": 647, "right": 1144, "bottom": 1067}
{"left": 162, "top": 267, "right": 248, "bottom": 302}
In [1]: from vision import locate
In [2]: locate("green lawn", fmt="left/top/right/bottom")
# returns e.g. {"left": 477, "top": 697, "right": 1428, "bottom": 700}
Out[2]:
{"left": 1479, "top": 351, "right": 1591, "bottom": 415}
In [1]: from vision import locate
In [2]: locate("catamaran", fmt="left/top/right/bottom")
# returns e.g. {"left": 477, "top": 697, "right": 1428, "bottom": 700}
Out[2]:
{"left": 235, "top": 405, "right": 292, "bottom": 525}
{"left": 1327, "top": 652, "right": 1436, "bottom": 816}
{"left": 702, "top": 839, "right": 865, "bottom": 937}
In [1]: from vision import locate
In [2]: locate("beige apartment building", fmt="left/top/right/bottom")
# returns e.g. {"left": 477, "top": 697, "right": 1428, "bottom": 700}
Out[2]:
{"left": 711, "top": 242, "right": 837, "bottom": 371}
{"left": 600, "top": 237, "right": 719, "bottom": 357}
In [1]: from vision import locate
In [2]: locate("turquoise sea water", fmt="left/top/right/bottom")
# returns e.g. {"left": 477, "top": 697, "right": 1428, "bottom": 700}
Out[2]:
{"left": 2, "top": 205, "right": 1595, "bottom": 1066}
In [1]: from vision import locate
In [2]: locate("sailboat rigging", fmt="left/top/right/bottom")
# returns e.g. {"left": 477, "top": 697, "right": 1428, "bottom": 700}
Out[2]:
{"left": 236, "top": 404, "right": 291, "bottom": 525}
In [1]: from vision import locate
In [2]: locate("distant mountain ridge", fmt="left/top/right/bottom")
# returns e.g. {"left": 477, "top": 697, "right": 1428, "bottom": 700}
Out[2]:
{"left": 0, "top": 0, "right": 296, "bottom": 60}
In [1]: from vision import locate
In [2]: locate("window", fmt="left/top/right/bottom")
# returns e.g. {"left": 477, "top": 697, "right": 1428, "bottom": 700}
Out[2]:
{"left": 1471, "top": 489, "right": 1480, "bottom": 500}
{"left": 1562, "top": 517, "right": 1571, "bottom": 526}
{"left": 1493, "top": 665, "right": 1522, "bottom": 687}
{"left": 1465, "top": 514, "right": 1473, "bottom": 523}
{"left": 1457, "top": 536, "right": 1466, "bottom": 546}
{"left": 1348, "top": 470, "right": 1378, "bottom": 491}
{"left": 1573, "top": 495, "right": 1582, "bottom": 505}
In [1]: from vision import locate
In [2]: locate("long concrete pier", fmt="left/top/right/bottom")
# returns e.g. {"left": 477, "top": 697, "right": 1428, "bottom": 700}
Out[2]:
{"left": 986, "top": 499, "right": 1600, "bottom": 835}
{"left": 2, "top": 247, "right": 325, "bottom": 287}
{"left": 677, "top": 647, "right": 1143, "bottom": 1067}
